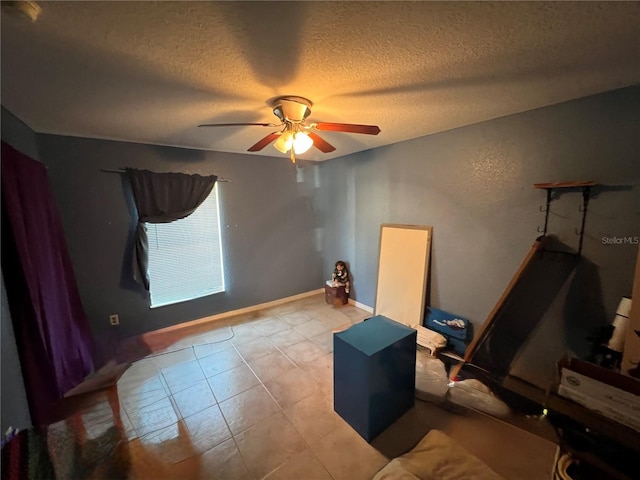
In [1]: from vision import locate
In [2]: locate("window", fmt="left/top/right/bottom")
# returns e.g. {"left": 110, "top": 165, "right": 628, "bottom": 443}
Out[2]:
{"left": 146, "top": 185, "right": 224, "bottom": 308}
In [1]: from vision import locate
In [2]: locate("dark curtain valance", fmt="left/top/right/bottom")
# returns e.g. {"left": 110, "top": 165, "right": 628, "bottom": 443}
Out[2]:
{"left": 126, "top": 168, "right": 217, "bottom": 291}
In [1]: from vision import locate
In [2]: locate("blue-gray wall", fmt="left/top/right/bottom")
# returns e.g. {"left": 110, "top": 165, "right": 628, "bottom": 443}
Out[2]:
{"left": 34, "top": 134, "right": 323, "bottom": 353}
{"left": 1, "top": 107, "right": 34, "bottom": 432}
{"left": 315, "top": 86, "right": 639, "bottom": 346}
{"left": 2, "top": 86, "right": 638, "bottom": 405}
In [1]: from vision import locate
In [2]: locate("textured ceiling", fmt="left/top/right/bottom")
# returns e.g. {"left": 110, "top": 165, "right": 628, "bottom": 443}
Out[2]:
{"left": 2, "top": 1, "right": 639, "bottom": 161}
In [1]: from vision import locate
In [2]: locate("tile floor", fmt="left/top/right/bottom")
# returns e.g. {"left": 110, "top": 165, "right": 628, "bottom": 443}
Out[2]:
{"left": 46, "top": 293, "right": 558, "bottom": 479}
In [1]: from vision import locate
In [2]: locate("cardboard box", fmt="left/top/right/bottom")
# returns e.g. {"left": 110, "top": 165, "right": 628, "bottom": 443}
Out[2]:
{"left": 558, "top": 385, "right": 640, "bottom": 432}
{"left": 558, "top": 357, "right": 640, "bottom": 430}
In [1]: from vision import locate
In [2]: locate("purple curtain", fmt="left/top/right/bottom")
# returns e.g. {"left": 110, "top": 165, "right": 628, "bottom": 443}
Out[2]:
{"left": 1, "top": 142, "right": 94, "bottom": 426}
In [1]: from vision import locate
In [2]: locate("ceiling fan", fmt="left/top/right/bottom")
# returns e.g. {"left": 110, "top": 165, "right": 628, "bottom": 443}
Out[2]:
{"left": 198, "top": 96, "right": 381, "bottom": 163}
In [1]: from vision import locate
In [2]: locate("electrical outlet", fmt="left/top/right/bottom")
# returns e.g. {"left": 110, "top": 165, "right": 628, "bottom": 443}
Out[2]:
{"left": 109, "top": 314, "right": 119, "bottom": 326}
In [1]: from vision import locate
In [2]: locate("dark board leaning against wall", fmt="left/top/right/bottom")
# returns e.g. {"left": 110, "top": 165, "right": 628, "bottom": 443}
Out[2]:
{"left": 449, "top": 234, "right": 598, "bottom": 387}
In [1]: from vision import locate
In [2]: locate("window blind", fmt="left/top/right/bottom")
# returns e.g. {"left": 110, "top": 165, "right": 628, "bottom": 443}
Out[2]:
{"left": 146, "top": 185, "right": 224, "bottom": 308}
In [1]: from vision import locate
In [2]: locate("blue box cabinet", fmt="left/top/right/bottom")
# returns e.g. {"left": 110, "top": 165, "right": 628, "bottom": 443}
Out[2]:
{"left": 333, "top": 315, "right": 416, "bottom": 442}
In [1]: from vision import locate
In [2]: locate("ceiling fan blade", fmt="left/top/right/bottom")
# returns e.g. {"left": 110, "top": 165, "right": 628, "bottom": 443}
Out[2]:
{"left": 198, "top": 122, "right": 279, "bottom": 128}
{"left": 308, "top": 132, "right": 336, "bottom": 153}
{"left": 247, "top": 132, "right": 281, "bottom": 152}
{"left": 313, "top": 122, "right": 381, "bottom": 135}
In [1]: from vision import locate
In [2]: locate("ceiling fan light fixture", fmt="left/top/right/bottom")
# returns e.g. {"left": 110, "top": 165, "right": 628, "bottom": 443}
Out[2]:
{"left": 273, "top": 130, "right": 313, "bottom": 155}
{"left": 292, "top": 132, "right": 313, "bottom": 154}
{"left": 277, "top": 97, "right": 312, "bottom": 122}
{"left": 201, "top": 95, "right": 378, "bottom": 161}
{"left": 273, "top": 131, "right": 293, "bottom": 153}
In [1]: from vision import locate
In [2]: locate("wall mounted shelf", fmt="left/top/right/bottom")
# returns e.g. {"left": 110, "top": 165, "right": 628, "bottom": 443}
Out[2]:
{"left": 534, "top": 181, "right": 597, "bottom": 254}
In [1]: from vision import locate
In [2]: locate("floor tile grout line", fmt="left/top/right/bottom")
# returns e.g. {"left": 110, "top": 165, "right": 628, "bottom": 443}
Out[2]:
{"left": 120, "top": 297, "right": 352, "bottom": 478}
{"left": 67, "top": 297, "right": 335, "bottom": 471}
{"left": 217, "top": 315, "right": 329, "bottom": 439}
{"left": 193, "top": 344, "right": 221, "bottom": 406}
{"left": 233, "top": 318, "right": 333, "bottom": 397}
{"left": 207, "top": 329, "right": 287, "bottom": 439}
{"left": 229, "top": 320, "right": 299, "bottom": 421}
{"left": 231, "top": 318, "right": 310, "bottom": 377}
{"left": 126, "top": 347, "right": 210, "bottom": 439}
{"left": 113, "top": 395, "right": 139, "bottom": 442}
{"left": 223, "top": 311, "right": 340, "bottom": 479}
{"left": 229, "top": 433, "right": 255, "bottom": 479}
{"left": 179, "top": 339, "right": 254, "bottom": 476}
{"left": 225, "top": 311, "right": 317, "bottom": 479}
{"left": 131, "top": 313, "right": 330, "bottom": 387}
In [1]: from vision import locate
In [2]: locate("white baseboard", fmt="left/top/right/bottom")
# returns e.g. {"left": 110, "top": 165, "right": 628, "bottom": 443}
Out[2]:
{"left": 143, "top": 289, "right": 324, "bottom": 340}
{"left": 348, "top": 298, "right": 374, "bottom": 313}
